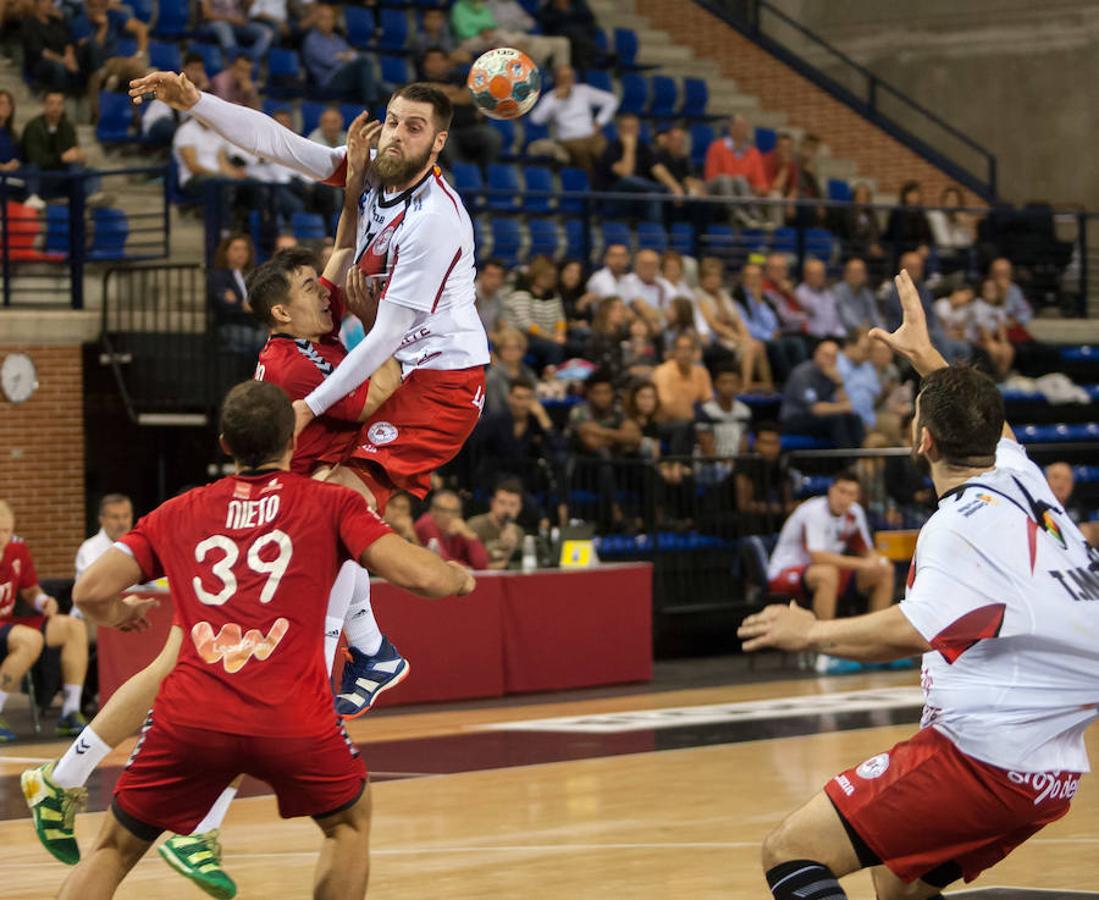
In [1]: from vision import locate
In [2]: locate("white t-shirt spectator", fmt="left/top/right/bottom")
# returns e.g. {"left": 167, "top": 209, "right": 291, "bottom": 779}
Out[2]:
{"left": 587, "top": 266, "right": 626, "bottom": 299}
{"left": 695, "top": 396, "right": 751, "bottom": 457}
{"left": 767, "top": 495, "right": 872, "bottom": 579}
{"left": 972, "top": 299, "right": 1007, "bottom": 337}
{"left": 934, "top": 298, "right": 977, "bottom": 343}
{"left": 927, "top": 209, "right": 974, "bottom": 249}
{"left": 172, "top": 118, "right": 227, "bottom": 187}
{"left": 250, "top": 0, "right": 289, "bottom": 21}
{"left": 620, "top": 273, "right": 675, "bottom": 312}
{"left": 75, "top": 529, "right": 112, "bottom": 581}
{"left": 142, "top": 99, "right": 186, "bottom": 136}
{"left": 530, "top": 84, "right": 619, "bottom": 142}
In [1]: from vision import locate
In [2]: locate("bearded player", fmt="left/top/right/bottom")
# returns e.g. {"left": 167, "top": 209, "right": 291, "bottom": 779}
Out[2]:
{"left": 738, "top": 270, "right": 1099, "bottom": 899}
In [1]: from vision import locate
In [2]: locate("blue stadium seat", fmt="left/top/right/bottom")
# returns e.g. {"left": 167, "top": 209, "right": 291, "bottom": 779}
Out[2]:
{"left": 449, "top": 162, "right": 483, "bottom": 209}
{"left": 613, "top": 27, "right": 639, "bottom": 69}
{"left": 564, "top": 218, "right": 585, "bottom": 260}
{"left": 114, "top": 37, "right": 138, "bottom": 58}
{"left": 262, "top": 98, "right": 291, "bottom": 119}
{"left": 781, "top": 434, "right": 833, "bottom": 451}
{"left": 681, "top": 77, "right": 709, "bottom": 118}
{"left": 827, "top": 179, "right": 852, "bottom": 202}
{"left": 1073, "top": 466, "right": 1099, "bottom": 483}
{"left": 380, "top": 55, "right": 412, "bottom": 86}
{"left": 153, "top": 0, "right": 189, "bottom": 38}
{"left": 44, "top": 206, "right": 69, "bottom": 257}
{"left": 617, "top": 74, "right": 648, "bottom": 116}
{"left": 584, "top": 69, "right": 613, "bottom": 94}
{"left": 772, "top": 227, "right": 797, "bottom": 252}
{"left": 487, "top": 118, "right": 517, "bottom": 158}
{"left": 291, "top": 212, "right": 326, "bottom": 240}
{"left": 522, "top": 120, "right": 550, "bottom": 153}
{"left": 191, "top": 43, "right": 223, "bottom": 77}
{"left": 796, "top": 475, "right": 832, "bottom": 499}
{"left": 266, "top": 48, "right": 304, "bottom": 99}
{"left": 1017, "top": 423, "right": 1099, "bottom": 444}
{"left": 87, "top": 208, "right": 128, "bottom": 260}
{"left": 601, "top": 221, "right": 631, "bottom": 251}
{"left": 648, "top": 76, "right": 677, "bottom": 118}
{"left": 636, "top": 222, "right": 667, "bottom": 252}
{"left": 1061, "top": 345, "right": 1095, "bottom": 361}
{"left": 700, "top": 224, "right": 735, "bottom": 253}
{"left": 344, "top": 6, "right": 376, "bottom": 48}
{"left": 754, "top": 127, "right": 776, "bottom": 154}
{"left": 559, "top": 166, "right": 589, "bottom": 214}
{"left": 473, "top": 217, "right": 487, "bottom": 260}
{"left": 806, "top": 227, "right": 835, "bottom": 261}
{"left": 521, "top": 165, "right": 553, "bottom": 213}
{"left": 689, "top": 123, "right": 714, "bottom": 169}
{"left": 593, "top": 28, "right": 610, "bottom": 66}
{"left": 377, "top": 9, "right": 409, "bottom": 51}
{"left": 147, "top": 40, "right": 182, "bottom": 72}
{"left": 490, "top": 218, "right": 521, "bottom": 267}
{"left": 527, "top": 219, "right": 558, "bottom": 258}
{"left": 299, "top": 101, "right": 324, "bottom": 137}
{"left": 669, "top": 222, "right": 694, "bottom": 255}
{"left": 485, "top": 164, "right": 520, "bottom": 212}
{"left": 96, "top": 92, "right": 135, "bottom": 144}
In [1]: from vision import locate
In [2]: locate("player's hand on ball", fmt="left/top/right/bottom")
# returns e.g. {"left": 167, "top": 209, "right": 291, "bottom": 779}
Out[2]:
{"left": 128, "top": 70, "right": 200, "bottom": 110}
{"left": 446, "top": 561, "right": 476, "bottom": 596}
{"left": 116, "top": 594, "right": 159, "bottom": 632}
{"left": 291, "top": 399, "right": 315, "bottom": 438}
{"left": 737, "top": 601, "right": 816, "bottom": 652}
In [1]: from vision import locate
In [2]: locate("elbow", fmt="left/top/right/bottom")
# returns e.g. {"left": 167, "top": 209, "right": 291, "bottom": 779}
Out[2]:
{"left": 72, "top": 577, "right": 112, "bottom": 616}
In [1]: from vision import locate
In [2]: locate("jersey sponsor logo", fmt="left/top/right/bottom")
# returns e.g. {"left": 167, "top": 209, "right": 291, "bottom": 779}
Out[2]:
{"left": 856, "top": 753, "right": 890, "bottom": 780}
{"left": 191, "top": 618, "right": 290, "bottom": 673}
{"left": 472, "top": 384, "right": 485, "bottom": 414}
{"left": 233, "top": 482, "right": 252, "bottom": 500}
{"left": 367, "top": 421, "right": 399, "bottom": 446}
{"left": 225, "top": 495, "right": 281, "bottom": 530}
{"left": 1007, "top": 770, "right": 1081, "bottom": 805}
{"left": 833, "top": 774, "right": 855, "bottom": 796}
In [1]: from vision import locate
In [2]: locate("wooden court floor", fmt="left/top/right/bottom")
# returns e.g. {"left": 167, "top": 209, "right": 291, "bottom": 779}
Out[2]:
{"left": 0, "top": 670, "right": 1095, "bottom": 898}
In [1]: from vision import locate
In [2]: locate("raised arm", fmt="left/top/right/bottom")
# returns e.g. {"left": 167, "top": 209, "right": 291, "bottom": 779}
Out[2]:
{"left": 73, "top": 548, "right": 160, "bottom": 631}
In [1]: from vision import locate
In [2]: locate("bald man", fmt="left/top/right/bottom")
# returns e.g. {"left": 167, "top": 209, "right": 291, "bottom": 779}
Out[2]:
{"left": 1046, "top": 463, "right": 1098, "bottom": 545}
{"left": 795, "top": 257, "right": 843, "bottom": 339}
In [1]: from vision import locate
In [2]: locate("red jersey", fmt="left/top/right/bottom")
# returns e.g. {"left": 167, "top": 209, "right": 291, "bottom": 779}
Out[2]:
{"left": 118, "top": 470, "right": 390, "bottom": 738}
{"left": 254, "top": 278, "right": 370, "bottom": 475}
{"left": 0, "top": 538, "right": 37, "bottom": 622}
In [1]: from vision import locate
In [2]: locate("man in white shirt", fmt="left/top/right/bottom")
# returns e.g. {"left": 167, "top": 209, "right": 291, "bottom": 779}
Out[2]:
{"left": 695, "top": 365, "right": 751, "bottom": 458}
{"left": 794, "top": 257, "right": 843, "bottom": 339}
{"left": 171, "top": 114, "right": 243, "bottom": 198}
{"left": 142, "top": 53, "right": 207, "bottom": 148}
{"left": 618, "top": 248, "right": 673, "bottom": 331}
{"left": 74, "top": 494, "right": 133, "bottom": 581}
{"left": 529, "top": 64, "right": 618, "bottom": 174}
{"left": 739, "top": 269, "right": 1099, "bottom": 900}
{"left": 586, "top": 243, "right": 629, "bottom": 299}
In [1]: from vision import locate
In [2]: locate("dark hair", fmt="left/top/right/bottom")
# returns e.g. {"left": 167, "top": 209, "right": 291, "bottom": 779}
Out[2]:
{"left": 900, "top": 180, "right": 922, "bottom": 204}
{"left": 916, "top": 365, "right": 1004, "bottom": 465}
{"left": 392, "top": 82, "right": 452, "bottom": 131}
{"left": 712, "top": 362, "right": 740, "bottom": 381}
{"left": 509, "top": 375, "right": 536, "bottom": 393}
{"left": 219, "top": 381, "right": 295, "bottom": 469}
{"left": 833, "top": 468, "right": 861, "bottom": 487}
{"left": 754, "top": 420, "right": 781, "bottom": 436}
{"left": 245, "top": 247, "right": 321, "bottom": 327}
{"left": 494, "top": 477, "right": 524, "bottom": 497}
{"left": 585, "top": 367, "right": 615, "bottom": 392}
{"left": 625, "top": 380, "right": 660, "bottom": 420}
{"left": 183, "top": 52, "right": 204, "bottom": 67}
{"left": 481, "top": 258, "right": 506, "bottom": 273}
{"left": 98, "top": 493, "right": 131, "bottom": 514}
{"left": 213, "top": 232, "right": 255, "bottom": 271}
{"left": 0, "top": 89, "right": 17, "bottom": 138}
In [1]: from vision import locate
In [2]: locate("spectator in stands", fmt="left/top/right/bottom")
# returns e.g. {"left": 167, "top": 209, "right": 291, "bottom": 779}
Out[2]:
{"left": 475, "top": 258, "right": 508, "bottom": 342}
{"left": 484, "top": 327, "right": 538, "bottom": 415}
{"left": 660, "top": 251, "right": 693, "bottom": 299}
{"left": 248, "top": 109, "right": 308, "bottom": 229}
{"left": 198, "top": 0, "right": 273, "bottom": 62}
{"left": 210, "top": 50, "right": 261, "bottom": 109}
{"left": 172, "top": 112, "right": 247, "bottom": 208}
{"left": 412, "top": 8, "right": 467, "bottom": 64}
{"left": 585, "top": 295, "right": 629, "bottom": 380}
{"left": 836, "top": 328, "right": 882, "bottom": 434}
{"left": 529, "top": 65, "right": 618, "bottom": 175}
{"left": 0, "top": 500, "right": 89, "bottom": 740}
{"left": 587, "top": 243, "right": 630, "bottom": 299}
{"left": 0, "top": 90, "right": 19, "bottom": 174}
{"left": 274, "top": 232, "right": 298, "bottom": 251}
{"left": 735, "top": 422, "right": 796, "bottom": 524}
{"left": 307, "top": 106, "right": 345, "bottom": 148}
{"left": 1045, "top": 463, "right": 1098, "bottom": 545}
{"left": 303, "top": 4, "right": 379, "bottom": 105}
{"left": 75, "top": 493, "right": 133, "bottom": 580}
{"left": 884, "top": 179, "right": 933, "bottom": 261}
{"left": 833, "top": 257, "right": 881, "bottom": 332}
{"left": 696, "top": 364, "right": 752, "bottom": 458}
{"left": 927, "top": 185, "right": 976, "bottom": 274}
{"left": 651, "top": 333, "right": 712, "bottom": 455}
{"left": 73, "top": 0, "right": 149, "bottom": 121}
{"left": 209, "top": 232, "right": 265, "bottom": 355}
{"left": 503, "top": 255, "right": 568, "bottom": 371}
{"left": 794, "top": 132, "right": 825, "bottom": 224}
{"left": 830, "top": 182, "right": 885, "bottom": 269}
{"left": 795, "top": 257, "right": 844, "bottom": 340}
{"left": 933, "top": 283, "right": 976, "bottom": 348}
{"left": 974, "top": 277, "right": 1015, "bottom": 380}
{"left": 704, "top": 115, "right": 767, "bottom": 227}
{"left": 415, "top": 490, "right": 490, "bottom": 569}
{"left": 655, "top": 122, "right": 708, "bottom": 226}
{"left": 596, "top": 113, "right": 682, "bottom": 223}
{"left": 420, "top": 47, "right": 502, "bottom": 169}
{"left": 468, "top": 479, "right": 527, "bottom": 570}
{"left": 569, "top": 367, "right": 640, "bottom": 460}
{"left": 622, "top": 315, "right": 660, "bottom": 381}
{"left": 382, "top": 492, "right": 421, "bottom": 545}
{"left": 619, "top": 248, "right": 673, "bottom": 332}
{"left": 761, "top": 252, "right": 810, "bottom": 345}
{"left": 142, "top": 52, "right": 207, "bottom": 149}
{"left": 883, "top": 251, "right": 970, "bottom": 362}
{"left": 695, "top": 257, "right": 771, "bottom": 389}
{"left": 538, "top": 0, "right": 599, "bottom": 71}
{"left": 25, "top": 0, "right": 81, "bottom": 95}
{"left": 989, "top": 257, "right": 1034, "bottom": 330}
{"left": 452, "top": 0, "right": 571, "bottom": 68}
{"left": 762, "top": 131, "right": 797, "bottom": 226}
{"left": 559, "top": 259, "right": 596, "bottom": 334}
{"left": 734, "top": 262, "right": 803, "bottom": 383}
{"left": 21, "top": 91, "right": 108, "bottom": 209}
{"left": 249, "top": 0, "right": 293, "bottom": 44}
{"left": 780, "top": 338, "right": 864, "bottom": 448}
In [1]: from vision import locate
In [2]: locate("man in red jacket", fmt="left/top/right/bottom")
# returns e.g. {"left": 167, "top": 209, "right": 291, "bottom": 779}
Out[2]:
{"left": 704, "top": 115, "right": 768, "bottom": 228}
{"left": 414, "top": 490, "right": 490, "bottom": 570}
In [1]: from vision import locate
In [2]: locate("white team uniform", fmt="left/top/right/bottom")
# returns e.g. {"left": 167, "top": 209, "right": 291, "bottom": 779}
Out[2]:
{"left": 900, "top": 438, "right": 1099, "bottom": 773}
{"left": 767, "top": 495, "right": 873, "bottom": 580}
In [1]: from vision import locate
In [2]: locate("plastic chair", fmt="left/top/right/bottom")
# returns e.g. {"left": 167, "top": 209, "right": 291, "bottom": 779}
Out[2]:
{"left": 584, "top": 69, "right": 613, "bottom": 94}
{"left": 488, "top": 118, "right": 517, "bottom": 158}
{"left": 689, "top": 123, "right": 714, "bottom": 169}
{"left": 152, "top": 0, "right": 189, "bottom": 38}
{"left": 754, "top": 127, "right": 777, "bottom": 154}
{"left": 669, "top": 222, "right": 694, "bottom": 256}
{"left": 449, "top": 162, "right": 484, "bottom": 210}
{"left": 380, "top": 55, "right": 411, "bottom": 86}
{"left": 377, "top": 9, "right": 409, "bottom": 50}
{"left": 87, "top": 208, "right": 129, "bottom": 261}
{"left": 648, "top": 75, "right": 677, "bottom": 118}
{"left": 618, "top": 73, "right": 648, "bottom": 116}
{"left": 563, "top": 218, "right": 585, "bottom": 260}
{"left": 344, "top": 6, "right": 376, "bottom": 48}
{"left": 527, "top": 219, "right": 558, "bottom": 259}
{"left": 490, "top": 218, "right": 521, "bottom": 267}
{"left": 96, "top": 92, "right": 135, "bottom": 144}
{"left": 636, "top": 222, "right": 668, "bottom": 253}
{"left": 558, "top": 167, "right": 589, "bottom": 214}
{"left": 681, "top": 77, "right": 709, "bottom": 118}
{"left": 299, "top": 100, "right": 325, "bottom": 137}
{"left": 601, "top": 221, "right": 631, "bottom": 252}
{"left": 485, "top": 163, "right": 520, "bottom": 212}
{"left": 291, "top": 212, "right": 327, "bottom": 240}
{"left": 190, "top": 43, "right": 223, "bottom": 77}
{"left": 613, "top": 27, "right": 639, "bottom": 69}
{"left": 147, "top": 40, "right": 182, "bottom": 72}
{"left": 521, "top": 165, "right": 553, "bottom": 213}
{"left": 44, "top": 205, "right": 70, "bottom": 257}
{"left": 266, "top": 48, "right": 304, "bottom": 99}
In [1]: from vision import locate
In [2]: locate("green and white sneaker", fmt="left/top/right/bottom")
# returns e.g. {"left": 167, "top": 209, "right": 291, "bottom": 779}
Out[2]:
{"left": 158, "top": 829, "right": 237, "bottom": 900}
{"left": 21, "top": 761, "right": 87, "bottom": 865}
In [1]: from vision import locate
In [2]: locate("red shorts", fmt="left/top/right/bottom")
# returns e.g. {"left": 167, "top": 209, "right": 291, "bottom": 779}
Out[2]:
{"left": 113, "top": 711, "right": 366, "bottom": 839}
{"left": 339, "top": 366, "right": 485, "bottom": 503}
{"left": 767, "top": 565, "right": 853, "bottom": 599}
{"left": 824, "top": 726, "right": 1078, "bottom": 885}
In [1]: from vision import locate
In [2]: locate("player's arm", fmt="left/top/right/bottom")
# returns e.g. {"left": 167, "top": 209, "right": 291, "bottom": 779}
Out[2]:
{"left": 738, "top": 602, "right": 930, "bottom": 662}
{"left": 73, "top": 548, "right": 160, "bottom": 630}
{"left": 361, "top": 534, "right": 475, "bottom": 598}
{"left": 17, "top": 583, "right": 58, "bottom": 616}
{"left": 807, "top": 550, "right": 870, "bottom": 572}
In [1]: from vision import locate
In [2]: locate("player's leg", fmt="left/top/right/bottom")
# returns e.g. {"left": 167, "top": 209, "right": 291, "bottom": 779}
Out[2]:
{"left": 760, "top": 791, "right": 860, "bottom": 898}
{"left": 156, "top": 774, "right": 243, "bottom": 900}
{"left": 855, "top": 558, "right": 894, "bottom": 613}
{"left": 870, "top": 866, "right": 950, "bottom": 900}
{"left": 312, "top": 785, "right": 372, "bottom": 900}
{"left": 57, "top": 807, "right": 153, "bottom": 900}
{"left": 44, "top": 613, "right": 89, "bottom": 735}
{"left": 803, "top": 564, "right": 840, "bottom": 620}
{"left": 0, "top": 622, "right": 44, "bottom": 741}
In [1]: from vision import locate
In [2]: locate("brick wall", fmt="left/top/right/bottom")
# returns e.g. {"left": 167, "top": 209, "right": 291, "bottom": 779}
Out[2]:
{"left": 0, "top": 344, "right": 85, "bottom": 579}
{"left": 636, "top": 0, "right": 963, "bottom": 201}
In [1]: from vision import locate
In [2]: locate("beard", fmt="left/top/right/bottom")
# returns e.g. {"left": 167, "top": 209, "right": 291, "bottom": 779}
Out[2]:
{"left": 370, "top": 141, "right": 434, "bottom": 188}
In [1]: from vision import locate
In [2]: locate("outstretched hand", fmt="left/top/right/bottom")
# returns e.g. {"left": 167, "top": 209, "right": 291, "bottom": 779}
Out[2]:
{"left": 115, "top": 594, "right": 160, "bottom": 633}
{"left": 736, "top": 601, "right": 816, "bottom": 653}
{"left": 868, "top": 270, "right": 946, "bottom": 376}
{"left": 129, "top": 70, "right": 201, "bottom": 110}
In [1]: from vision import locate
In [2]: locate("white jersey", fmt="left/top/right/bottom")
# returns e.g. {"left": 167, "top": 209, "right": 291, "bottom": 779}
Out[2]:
{"left": 353, "top": 165, "right": 489, "bottom": 375}
{"left": 901, "top": 438, "right": 1099, "bottom": 773}
{"left": 767, "top": 495, "right": 872, "bottom": 579}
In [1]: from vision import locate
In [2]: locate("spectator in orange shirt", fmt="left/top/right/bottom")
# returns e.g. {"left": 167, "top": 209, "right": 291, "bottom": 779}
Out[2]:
{"left": 414, "top": 491, "right": 490, "bottom": 570}
{"left": 652, "top": 333, "right": 713, "bottom": 456}
{"left": 704, "top": 115, "right": 768, "bottom": 227}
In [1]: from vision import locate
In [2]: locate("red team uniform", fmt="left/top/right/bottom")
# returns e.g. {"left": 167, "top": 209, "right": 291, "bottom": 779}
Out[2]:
{"left": 110, "top": 471, "right": 390, "bottom": 837}
{"left": 0, "top": 538, "right": 46, "bottom": 647}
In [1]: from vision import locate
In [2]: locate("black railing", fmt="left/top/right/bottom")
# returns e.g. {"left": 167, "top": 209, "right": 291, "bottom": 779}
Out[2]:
{"left": 700, "top": 0, "right": 999, "bottom": 198}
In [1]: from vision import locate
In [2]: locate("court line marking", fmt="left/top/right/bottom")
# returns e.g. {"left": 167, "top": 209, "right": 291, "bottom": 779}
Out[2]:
{"left": 0, "top": 756, "right": 51, "bottom": 766}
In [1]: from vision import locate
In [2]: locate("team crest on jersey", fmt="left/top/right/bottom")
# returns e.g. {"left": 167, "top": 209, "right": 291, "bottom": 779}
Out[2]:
{"left": 856, "top": 753, "right": 890, "bottom": 780}
{"left": 233, "top": 482, "right": 252, "bottom": 500}
{"left": 373, "top": 226, "right": 394, "bottom": 256}
{"left": 259, "top": 477, "right": 283, "bottom": 495}
{"left": 367, "top": 421, "right": 399, "bottom": 446}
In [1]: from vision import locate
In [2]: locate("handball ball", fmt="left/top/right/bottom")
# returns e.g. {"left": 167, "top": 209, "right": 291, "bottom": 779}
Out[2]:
{"left": 467, "top": 47, "right": 541, "bottom": 121}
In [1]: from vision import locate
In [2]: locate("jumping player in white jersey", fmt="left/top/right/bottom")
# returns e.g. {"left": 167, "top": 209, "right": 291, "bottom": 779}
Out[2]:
{"left": 738, "top": 269, "right": 1099, "bottom": 899}
{"left": 128, "top": 72, "right": 490, "bottom": 514}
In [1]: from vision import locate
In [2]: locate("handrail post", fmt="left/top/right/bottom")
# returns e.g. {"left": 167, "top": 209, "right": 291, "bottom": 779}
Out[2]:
{"left": 1078, "top": 213, "right": 1088, "bottom": 319}
{"left": 162, "top": 164, "right": 171, "bottom": 258}
{"left": 69, "top": 171, "right": 86, "bottom": 310}
{"left": 1, "top": 175, "right": 9, "bottom": 308}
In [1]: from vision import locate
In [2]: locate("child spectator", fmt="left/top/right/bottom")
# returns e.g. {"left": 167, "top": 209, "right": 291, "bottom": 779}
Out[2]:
{"left": 973, "top": 277, "right": 1015, "bottom": 380}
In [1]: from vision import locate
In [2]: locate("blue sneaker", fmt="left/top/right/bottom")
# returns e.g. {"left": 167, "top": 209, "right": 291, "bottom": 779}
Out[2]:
{"left": 55, "top": 711, "right": 88, "bottom": 738}
{"left": 814, "top": 655, "right": 864, "bottom": 676}
{"left": 334, "top": 637, "right": 410, "bottom": 719}
{"left": 0, "top": 716, "right": 15, "bottom": 743}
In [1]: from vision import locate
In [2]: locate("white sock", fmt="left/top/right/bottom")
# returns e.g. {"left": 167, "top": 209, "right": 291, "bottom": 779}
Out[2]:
{"left": 53, "top": 725, "right": 111, "bottom": 789}
{"left": 61, "top": 684, "right": 82, "bottom": 717}
{"left": 324, "top": 561, "right": 359, "bottom": 676}
{"left": 343, "top": 565, "right": 383, "bottom": 656}
{"left": 0, "top": 690, "right": 8, "bottom": 713}
{"left": 192, "top": 784, "right": 237, "bottom": 834}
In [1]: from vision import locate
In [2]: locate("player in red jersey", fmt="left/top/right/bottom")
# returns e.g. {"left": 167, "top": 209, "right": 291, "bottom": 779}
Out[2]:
{"left": 0, "top": 500, "right": 90, "bottom": 741}
{"left": 50, "top": 380, "right": 474, "bottom": 900}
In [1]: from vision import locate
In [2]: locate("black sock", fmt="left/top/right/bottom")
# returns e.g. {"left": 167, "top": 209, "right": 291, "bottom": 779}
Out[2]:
{"left": 765, "top": 859, "right": 848, "bottom": 899}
